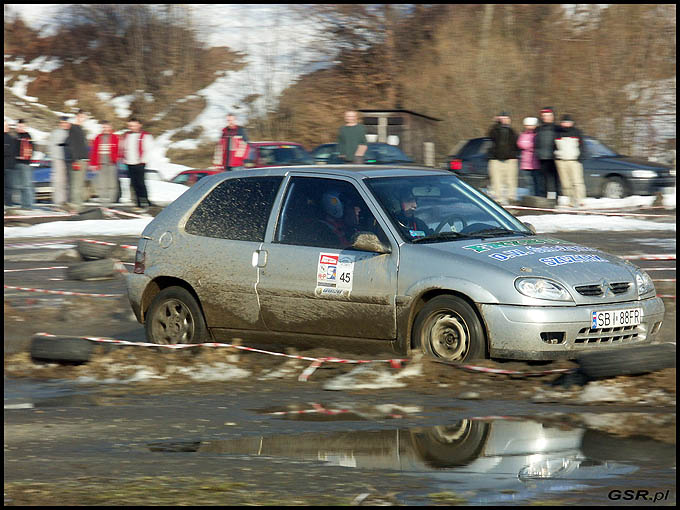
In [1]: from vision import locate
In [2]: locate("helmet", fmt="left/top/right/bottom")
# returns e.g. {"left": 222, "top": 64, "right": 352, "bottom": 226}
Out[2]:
{"left": 321, "top": 192, "right": 343, "bottom": 219}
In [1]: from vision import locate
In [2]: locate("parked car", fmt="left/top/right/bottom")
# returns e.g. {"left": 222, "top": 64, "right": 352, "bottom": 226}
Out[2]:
{"left": 243, "top": 142, "right": 314, "bottom": 168}
{"left": 312, "top": 142, "right": 414, "bottom": 165}
{"left": 170, "top": 169, "right": 222, "bottom": 187}
{"left": 31, "top": 156, "right": 98, "bottom": 202}
{"left": 447, "top": 136, "right": 676, "bottom": 199}
{"left": 126, "top": 165, "right": 664, "bottom": 362}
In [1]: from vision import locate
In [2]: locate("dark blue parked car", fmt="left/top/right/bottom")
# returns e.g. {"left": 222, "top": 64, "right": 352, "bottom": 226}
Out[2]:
{"left": 31, "top": 158, "right": 98, "bottom": 202}
{"left": 311, "top": 142, "right": 414, "bottom": 165}
{"left": 447, "top": 136, "right": 675, "bottom": 199}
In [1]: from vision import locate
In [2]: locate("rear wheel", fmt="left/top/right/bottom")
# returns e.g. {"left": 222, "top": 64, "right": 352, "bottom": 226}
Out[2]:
{"left": 413, "top": 296, "right": 485, "bottom": 362}
{"left": 601, "top": 176, "right": 627, "bottom": 199}
{"left": 145, "top": 286, "right": 209, "bottom": 345}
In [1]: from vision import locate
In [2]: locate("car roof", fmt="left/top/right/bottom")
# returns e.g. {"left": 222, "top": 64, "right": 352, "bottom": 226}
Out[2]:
{"left": 217, "top": 165, "right": 448, "bottom": 179}
{"left": 249, "top": 141, "right": 304, "bottom": 146}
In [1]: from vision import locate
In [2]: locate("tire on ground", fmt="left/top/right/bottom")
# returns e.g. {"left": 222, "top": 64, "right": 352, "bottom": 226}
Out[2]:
{"left": 77, "top": 240, "right": 115, "bottom": 260}
{"left": 576, "top": 343, "right": 676, "bottom": 379}
{"left": 72, "top": 207, "right": 104, "bottom": 221}
{"left": 66, "top": 258, "right": 119, "bottom": 280}
{"left": 412, "top": 295, "right": 486, "bottom": 362}
{"left": 145, "top": 285, "right": 210, "bottom": 345}
{"left": 30, "top": 334, "right": 94, "bottom": 363}
{"left": 110, "top": 244, "right": 135, "bottom": 263}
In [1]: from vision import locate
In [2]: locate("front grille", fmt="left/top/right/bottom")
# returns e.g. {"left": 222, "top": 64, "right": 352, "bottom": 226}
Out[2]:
{"left": 575, "top": 325, "right": 641, "bottom": 344}
{"left": 575, "top": 282, "right": 631, "bottom": 297}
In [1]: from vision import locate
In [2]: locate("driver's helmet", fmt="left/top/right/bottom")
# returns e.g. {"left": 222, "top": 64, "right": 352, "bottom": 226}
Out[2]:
{"left": 321, "top": 191, "right": 344, "bottom": 219}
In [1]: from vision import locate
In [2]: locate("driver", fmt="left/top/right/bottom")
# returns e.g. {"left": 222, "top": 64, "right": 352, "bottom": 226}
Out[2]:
{"left": 394, "top": 191, "right": 432, "bottom": 238}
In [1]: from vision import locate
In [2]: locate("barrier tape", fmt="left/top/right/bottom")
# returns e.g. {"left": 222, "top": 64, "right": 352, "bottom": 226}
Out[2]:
{"left": 5, "top": 285, "right": 123, "bottom": 298}
{"left": 4, "top": 212, "right": 77, "bottom": 220}
{"left": 101, "top": 207, "right": 148, "bottom": 219}
{"left": 506, "top": 205, "right": 675, "bottom": 218}
{"left": 4, "top": 240, "right": 77, "bottom": 249}
{"left": 4, "top": 266, "right": 67, "bottom": 273}
{"left": 621, "top": 254, "right": 676, "bottom": 261}
{"left": 657, "top": 294, "right": 676, "bottom": 299}
{"left": 79, "top": 238, "right": 137, "bottom": 250}
{"left": 268, "top": 403, "right": 404, "bottom": 419}
{"left": 433, "top": 359, "right": 575, "bottom": 376}
{"left": 645, "top": 267, "right": 676, "bottom": 271}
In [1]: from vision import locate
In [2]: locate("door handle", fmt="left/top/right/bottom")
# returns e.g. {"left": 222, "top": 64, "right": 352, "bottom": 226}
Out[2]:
{"left": 251, "top": 249, "right": 268, "bottom": 268}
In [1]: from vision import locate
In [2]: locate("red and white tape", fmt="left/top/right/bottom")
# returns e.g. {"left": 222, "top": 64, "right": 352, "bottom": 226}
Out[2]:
{"left": 433, "top": 359, "right": 574, "bottom": 376}
{"left": 79, "top": 238, "right": 137, "bottom": 250}
{"left": 5, "top": 285, "right": 123, "bottom": 298}
{"left": 621, "top": 254, "right": 676, "bottom": 261}
{"left": 268, "top": 403, "right": 404, "bottom": 419}
{"left": 4, "top": 240, "right": 76, "bottom": 250}
{"left": 101, "top": 207, "right": 148, "bottom": 219}
{"left": 4, "top": 212, "right": 77, "bottom": 220}
{"left": 506, "top": 205, "right": 675, "bottom": 218}
{"left": 4, "top": 266, "right": 67, "bottom": 273}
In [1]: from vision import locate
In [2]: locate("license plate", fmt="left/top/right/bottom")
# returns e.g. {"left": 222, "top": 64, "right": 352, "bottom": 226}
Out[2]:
{"left": 591, "top": 308, "right": 642, "bottom": 329}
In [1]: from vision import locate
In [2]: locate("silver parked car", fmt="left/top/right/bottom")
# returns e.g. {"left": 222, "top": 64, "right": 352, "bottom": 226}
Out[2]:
{"left": 126, "top": 165, "right": 664, "bottom": 361}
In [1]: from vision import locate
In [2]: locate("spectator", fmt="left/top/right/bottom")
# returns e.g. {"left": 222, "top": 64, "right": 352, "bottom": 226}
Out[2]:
{"left": 337, "top": 110, "right": 367, "bottom": 163}
{"left": 47, "top": 116, "right": 71, "bottom": 207}
{"left": 487, "top": 111, "right": 519, "bottom": 205}
{"left": 535, "top": 106, "right": 560, "bottom": 202}
{"left": 13, "top": 119, "right": 35, "bottom": 211}
{"left": 517, "top": 117, "right": 542, "bottom": 196}
{"left": 121, "top": 118, "right": 154, "bottom": 211}
{"left": 66, "top": 109, "right": 90, "bottom": 210}
{"left": 555, "top": 114, "right": 586, "bottom": 208}
{"left": 4, "top": 120, "right": 17, "bottom": 208}
{"left": 214, "top": 113, "right": 249, "bottom": 171}
{"left": 90, "top": 120, "right": 120, "bottom": 205}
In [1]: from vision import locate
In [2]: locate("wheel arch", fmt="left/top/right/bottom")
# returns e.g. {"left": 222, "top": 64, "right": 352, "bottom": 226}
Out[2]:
{"left": 140, "top": 276, "right": 204, "bottom": 324}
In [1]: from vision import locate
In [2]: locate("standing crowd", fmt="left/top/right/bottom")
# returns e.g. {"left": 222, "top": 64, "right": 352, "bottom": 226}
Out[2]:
{"left": 487, "top": 106, "right": 586, "bottom": 208}
{"left": 4, "top": 112, "right": 156, "bottom": 214}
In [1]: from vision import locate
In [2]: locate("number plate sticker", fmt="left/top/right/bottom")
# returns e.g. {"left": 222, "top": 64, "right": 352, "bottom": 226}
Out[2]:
{"left": 591, "top": 308, "right": 642, "bottom": 329}
{"left": 316, "top": 252, "right": 355, "bottom": 297}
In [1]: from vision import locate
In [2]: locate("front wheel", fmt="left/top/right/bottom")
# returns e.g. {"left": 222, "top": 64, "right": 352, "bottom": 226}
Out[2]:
{"left": 601, "top": 176, "right": 627, "bottom": 199}
{"left": 413, "top": 295, "right": 486, "bottom": 362}
{"left": 145, "top": 286, "right": 209, "bottom": 345}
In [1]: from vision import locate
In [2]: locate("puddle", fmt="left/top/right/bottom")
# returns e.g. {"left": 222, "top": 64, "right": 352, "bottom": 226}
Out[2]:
{"left": 146, "top": 417, "right": 676, "bottom": 505}
{"left": 254, "top": 402, "right": 424, "bottom": 421}
{"left": 4, "top": 376, "right": 96, "bottom": 409}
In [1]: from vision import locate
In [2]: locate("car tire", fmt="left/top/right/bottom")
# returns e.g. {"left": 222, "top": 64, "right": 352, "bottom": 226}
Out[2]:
{"left": 77, "top": 240, "right": 115, "bottom": 260}
{"left": 409, "top": 419, "right": 490, "bottom": 468}
{"left": 413, "top": 295, "right": 486, "bottom": 362}
{"left": 145, "top": 286, "right": 209, "bottom": 345}
{"left": 601, "top": 176, "right": 627, "bottom": 199}
{"left": 66, "top": 258, "right": 119, "bottom": 280}
{"left": 30, "top": 334, "right": 95, "bottom": 363}
{"left": 70, "top": 207, "right": 105, "bottom": 221}
{"left": 576, "top": 343, "right": 676, "bottom": 379}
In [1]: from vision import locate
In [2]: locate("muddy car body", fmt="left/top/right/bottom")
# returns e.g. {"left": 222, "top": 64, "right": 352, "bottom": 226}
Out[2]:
{"left": 126, "top": 165, "right": 664, "bottom": 361}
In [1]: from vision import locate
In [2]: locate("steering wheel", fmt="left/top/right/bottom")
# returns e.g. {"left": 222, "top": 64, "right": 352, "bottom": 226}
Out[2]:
{"left": 435, "top": 214, "right": 467, "bottom": 234}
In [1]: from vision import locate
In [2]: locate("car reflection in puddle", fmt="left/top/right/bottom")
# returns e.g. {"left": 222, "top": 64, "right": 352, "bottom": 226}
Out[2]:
{"left": 147, "top": 417, "right": 675, "bottom": 505}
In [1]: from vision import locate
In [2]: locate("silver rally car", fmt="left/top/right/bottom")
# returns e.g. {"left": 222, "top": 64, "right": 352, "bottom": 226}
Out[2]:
{"left": 126, "top": 165, "right": 665, "bottom": 361}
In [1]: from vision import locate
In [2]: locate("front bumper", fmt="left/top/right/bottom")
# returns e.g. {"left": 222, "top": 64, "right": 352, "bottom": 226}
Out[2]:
{"left": 629, "top": 177, "right": 676, "bottom": 195}
{"left": 480, "top": 297, "right": 665, "bottom": 360}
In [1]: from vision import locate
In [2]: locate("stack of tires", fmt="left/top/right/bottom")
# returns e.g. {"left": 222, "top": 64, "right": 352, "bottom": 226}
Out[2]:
{"left": 66, "top": 240, "right": 134, "bottom": 281}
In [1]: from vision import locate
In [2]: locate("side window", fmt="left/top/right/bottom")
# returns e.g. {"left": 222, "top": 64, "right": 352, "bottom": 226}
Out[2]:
{"left": 275, "top": 177, "right": 388, "bottom": 250}
{"left": 173, "top": 174, "right": 190, "bottom": 184}
{"left": 185, "top": 176, "right": 283, "bottom": 241}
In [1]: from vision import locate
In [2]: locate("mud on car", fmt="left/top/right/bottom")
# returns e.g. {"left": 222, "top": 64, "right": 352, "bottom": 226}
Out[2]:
{"left": 126, "top": 165, "right": 665, "bottom": 362}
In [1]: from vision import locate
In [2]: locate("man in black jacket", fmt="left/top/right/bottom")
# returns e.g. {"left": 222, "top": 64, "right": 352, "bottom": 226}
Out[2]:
{"left": 487, "top": 111, "right": 519, "bottom": 205}
{"left": 4, "top": 120, "right": 17, "bottom": 207}
{"left": 534, "top": 107, "right": 560, "bottom": 201}
{"left": 66, "top": 110, "right": 90, "bottom": 210}
{"left": 14, "top": 119, "right": 35, "bottom": 211}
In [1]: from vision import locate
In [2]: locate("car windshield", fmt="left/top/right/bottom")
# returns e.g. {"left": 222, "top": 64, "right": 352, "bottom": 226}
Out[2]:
{"left": 584, "top": 138, "right": 620, "bottom": 158}
{"left": 258, "top": 146, "right": 313, "bottom": 165}
{"left": 364, "top": 144, "right": 412, "bottom": 163}
{"left": 365, "top": 174, "right": 533, "bottom": 243}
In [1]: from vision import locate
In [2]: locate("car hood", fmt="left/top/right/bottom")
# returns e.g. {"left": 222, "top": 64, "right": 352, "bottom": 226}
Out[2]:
{"left": 412, "top": 235, "right": 639, "bottom": 304}
{"left": 595, "top": 156, "right": 672, "bottom": 171}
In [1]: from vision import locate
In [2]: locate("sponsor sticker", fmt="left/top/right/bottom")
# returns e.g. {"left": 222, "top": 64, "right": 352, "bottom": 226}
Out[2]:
{"left": 316, "top": 252, "right": 354, "bottom": 297}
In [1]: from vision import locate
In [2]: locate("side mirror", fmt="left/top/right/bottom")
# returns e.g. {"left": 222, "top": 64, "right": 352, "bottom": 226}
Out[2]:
{"left": 523, "top": 222, "right": 536, "bottom": 234}
{"left": 351, "top": 232, "right": 392, "bottom": 254}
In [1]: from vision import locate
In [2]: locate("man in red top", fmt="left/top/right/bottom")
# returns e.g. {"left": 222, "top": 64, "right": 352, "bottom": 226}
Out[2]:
{"left": 213, "top": 113, "right": 249, "bottom": 171}
{"left": 89, "top": 120, "right": 120, "bottom": 204}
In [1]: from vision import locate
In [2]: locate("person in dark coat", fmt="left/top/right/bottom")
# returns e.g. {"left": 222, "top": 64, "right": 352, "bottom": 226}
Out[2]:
{"left": 534, "top": 107, "right": 560, "bottom": 201}
{"left": 66, "top": 109, "right": 90, "bottom": 210}
{"left": 4, "top": 120, "right": 18, "bottom": 207}
{"left": 487, "top": 111, "right": 519, "bottom": 205}
{"left": 13, "top": 119, "right": 36, "bottom": 211}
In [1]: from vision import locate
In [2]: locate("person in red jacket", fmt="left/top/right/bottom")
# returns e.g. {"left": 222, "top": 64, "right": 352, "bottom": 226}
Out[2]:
{"left": 89, "top": 120, "right": 120, "bottom": 205}
{"left": 213, "top": 113, "right": 249, "bottom": 171}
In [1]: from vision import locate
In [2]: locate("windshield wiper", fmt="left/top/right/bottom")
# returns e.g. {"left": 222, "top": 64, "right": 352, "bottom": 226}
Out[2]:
{"left": 465, "top": 228, "right": 528, "bottom": 238}
{"left": 411, "top": 231, "right": 471, "bottom": 243}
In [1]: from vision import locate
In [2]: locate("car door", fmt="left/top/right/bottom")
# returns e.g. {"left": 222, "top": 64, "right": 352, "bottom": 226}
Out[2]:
{"left": 255, "top": 175, "right": 399, "bottom": 340}
{"left": 181, "top": 175, "right": 284, "bottom": 330}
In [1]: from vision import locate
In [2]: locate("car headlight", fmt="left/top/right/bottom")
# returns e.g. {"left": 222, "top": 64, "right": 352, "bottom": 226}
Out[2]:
{"left": 631, "top": 169, "right": 658, "bottom": 178}
{"left": 515, "top": 278, "right": 574, "bottom": 302}
{"left": 634, "top": 269, "right": 656, "bottom": 298}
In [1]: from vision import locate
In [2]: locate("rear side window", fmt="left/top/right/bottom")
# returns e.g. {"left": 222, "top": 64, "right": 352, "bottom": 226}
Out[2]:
{"left": 185, "top": 176, "right": 283, "bottom": 241}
